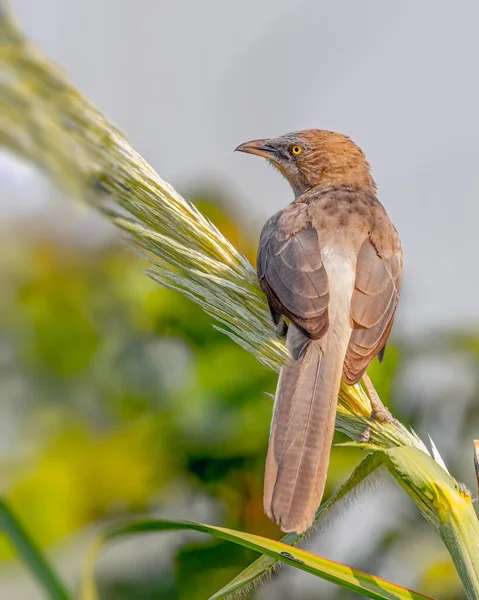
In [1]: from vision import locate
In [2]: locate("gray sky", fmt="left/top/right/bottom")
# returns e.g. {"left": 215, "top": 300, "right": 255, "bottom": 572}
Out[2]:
{"left": 5, "top": 0, "right": 479, "bottom": 334}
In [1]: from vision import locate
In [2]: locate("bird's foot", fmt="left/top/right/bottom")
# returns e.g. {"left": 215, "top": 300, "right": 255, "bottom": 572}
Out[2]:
{"left": 362, "top": 373, "right": 398, "bottom": 425}
{"left": 275, "top": 316, "right": 288, "bottom": 339}
{"left": 359, "top": 374, "right": 399, "bottom": 443}
{"left": 359, "top": 427, "right": 371, "bottom": 443}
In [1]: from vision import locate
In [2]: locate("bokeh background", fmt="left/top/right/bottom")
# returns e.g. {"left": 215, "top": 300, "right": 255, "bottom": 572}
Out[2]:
{"left": 2, "top": 0, "right": 479, "bottom": 598}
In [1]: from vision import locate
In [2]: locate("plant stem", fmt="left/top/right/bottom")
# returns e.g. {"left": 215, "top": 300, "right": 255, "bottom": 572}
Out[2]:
{"left": 2, "top": 8, "right": 479, "bottom": 598}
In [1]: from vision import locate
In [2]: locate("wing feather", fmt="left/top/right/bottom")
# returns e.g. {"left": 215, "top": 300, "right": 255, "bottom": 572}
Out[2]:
{"left": 344, "top": 239, "right": 403, "bottom": 384}
{"left": 257, "top": 213, "right": 329, "bottom": 351}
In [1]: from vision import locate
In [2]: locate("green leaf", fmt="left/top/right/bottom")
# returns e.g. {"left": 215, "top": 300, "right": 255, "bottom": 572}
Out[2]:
{"left": 82, "top": 516, "right": 434, "bottom": 600}
{"left": 0, "top": 499, "right": 71, "bottom": 600}
{"left": 213, "top": 452, "right": 384, "bottom": 597}
{"left": 377, "top": 446, "right": 479, "bottom": 597}
{"left": 3, "top": 9, "right": 479, "bottom": 599}
{"left": 215, "top": 445, "right": 479, "bottom": 600}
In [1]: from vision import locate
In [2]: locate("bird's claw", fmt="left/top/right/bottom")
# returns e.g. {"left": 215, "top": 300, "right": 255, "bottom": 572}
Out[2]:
{"left": 275, "top": 317, "right": 288, "bottom": 339}
{"left": 359, "top": 373, "right": 399, "bottom": 442}
{"left": 359, "top": 426, "right": 371, "bottom": 443}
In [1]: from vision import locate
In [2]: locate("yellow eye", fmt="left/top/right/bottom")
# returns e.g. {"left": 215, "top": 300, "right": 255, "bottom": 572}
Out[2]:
{"left": 291, "top": 145, "right": 302, "bottom": 156}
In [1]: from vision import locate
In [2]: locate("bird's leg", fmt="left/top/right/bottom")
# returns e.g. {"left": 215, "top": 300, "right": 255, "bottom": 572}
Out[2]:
{"left": 267, "top": 301, "right": 288, "bottom": 339}
{"left": 363, "top": 374, "right": 397, "bottom": 424}
{"left": 275, "top": 316, "right": 288, "bottom": 339}
{"left": 359, "top": 373, "right": 398, "bottom": 443}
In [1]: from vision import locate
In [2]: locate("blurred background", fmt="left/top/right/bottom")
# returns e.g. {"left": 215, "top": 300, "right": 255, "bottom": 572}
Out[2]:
{"left": 2, "top": 0, "right": 479, "bottom": 598}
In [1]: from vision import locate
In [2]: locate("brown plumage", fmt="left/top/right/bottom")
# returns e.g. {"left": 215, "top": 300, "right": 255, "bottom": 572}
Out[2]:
{"left": 236, "top": 130, "right": 402, "bottom": 533}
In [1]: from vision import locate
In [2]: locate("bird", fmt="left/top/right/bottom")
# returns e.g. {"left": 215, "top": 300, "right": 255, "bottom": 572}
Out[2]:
{"left": 235, "top": 130, "right": 403, "bottom": 533}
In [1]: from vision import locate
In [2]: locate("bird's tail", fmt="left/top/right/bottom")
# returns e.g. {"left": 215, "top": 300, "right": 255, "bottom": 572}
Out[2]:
{"left": 264, "top": 322, "right": 351, "bottom": 533}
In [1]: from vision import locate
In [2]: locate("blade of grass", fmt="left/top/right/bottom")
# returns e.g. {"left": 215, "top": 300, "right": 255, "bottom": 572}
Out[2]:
{"left": 212, "top": 452, "right": 385, "bottom": 598}
{"left": 213, "top": 445, "right": 479, "bottom": 599}
{"left": 381, "top": 446, "right": 479, "bottom": 597}
{"left": 2, "top": 7, "right": 479, "bottom": 598}
{"left": 0, "top": 499, "right": 71, "bottom": 600}
{"left": 81, "top": 517, "right": 434, "bottom": 600}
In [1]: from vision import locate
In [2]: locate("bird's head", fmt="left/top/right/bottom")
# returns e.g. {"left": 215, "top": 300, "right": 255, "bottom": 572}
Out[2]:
{"left": 235, "top": 129, "right": 375, "bottom": 198}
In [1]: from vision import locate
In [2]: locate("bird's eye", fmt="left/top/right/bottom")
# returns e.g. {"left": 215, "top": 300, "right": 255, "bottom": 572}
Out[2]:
{"left": 291, "top": 145, "right": 302, "bottom": 156}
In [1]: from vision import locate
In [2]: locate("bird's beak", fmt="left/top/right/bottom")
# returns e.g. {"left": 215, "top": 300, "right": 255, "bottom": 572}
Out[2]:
{"left": 235, "top": 139, "right": 279, "bottom": 161}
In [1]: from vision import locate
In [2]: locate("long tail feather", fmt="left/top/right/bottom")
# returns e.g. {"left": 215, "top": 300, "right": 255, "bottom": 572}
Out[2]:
{"left": 264, "top": 322, "right": 351, "bottom": 533}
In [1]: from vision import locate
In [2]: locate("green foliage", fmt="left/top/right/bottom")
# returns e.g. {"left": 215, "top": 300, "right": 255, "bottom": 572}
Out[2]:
{"left": 0, "top": 500, "right": 70, "bottom": 599}
{"left": 81, "top": 517, "right": 434, "bottom": 600}
{"left": 1, "top": 6, "right": 478, "bottom": 600}
{"left": 186, "top": 452, "right": 388, "bottom": 598}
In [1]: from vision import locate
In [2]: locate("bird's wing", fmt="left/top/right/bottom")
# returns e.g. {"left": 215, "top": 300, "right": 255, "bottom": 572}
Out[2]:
{"left": 343, "top": 239, "right": 403, "bottom": 384}
{"left": 257, "top": 212, "right": 330, "bottom": 355}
